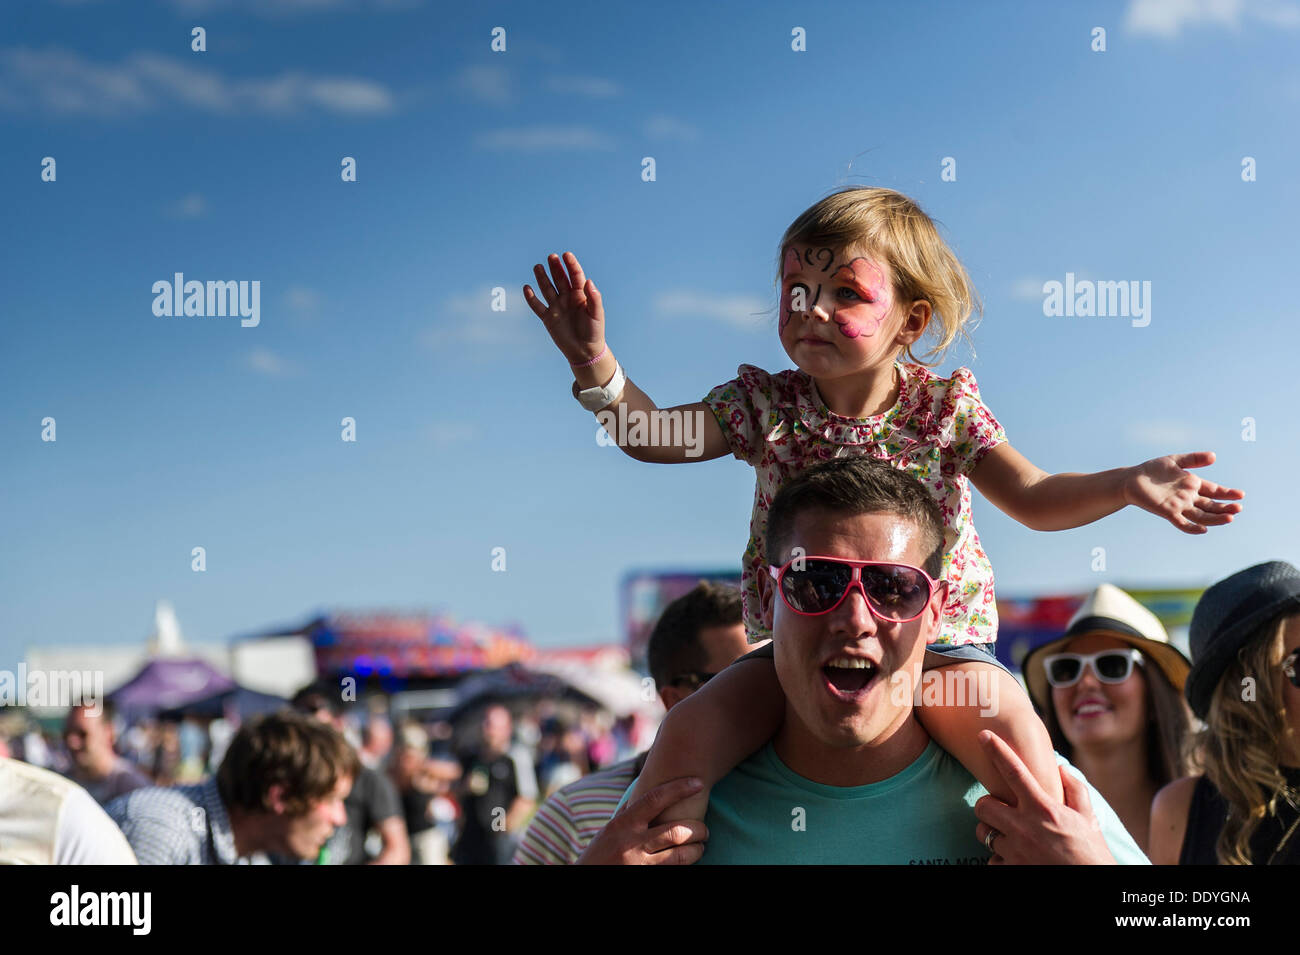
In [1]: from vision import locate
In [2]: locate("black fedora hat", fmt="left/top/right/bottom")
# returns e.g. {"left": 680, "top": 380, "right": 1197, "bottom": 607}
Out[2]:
{"left": 1185, "top": 561, "right": 1300, "bottom": 719}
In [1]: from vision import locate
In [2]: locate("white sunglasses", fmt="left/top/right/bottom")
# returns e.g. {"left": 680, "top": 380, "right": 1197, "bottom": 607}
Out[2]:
{"left": 1043, "top": 649, "right": 1144, "bottom": 688}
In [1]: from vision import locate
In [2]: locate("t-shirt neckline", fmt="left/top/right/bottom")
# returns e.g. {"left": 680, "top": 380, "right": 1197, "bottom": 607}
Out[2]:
{"left": 760, "top": 737, "right": 942, "bottom": 800}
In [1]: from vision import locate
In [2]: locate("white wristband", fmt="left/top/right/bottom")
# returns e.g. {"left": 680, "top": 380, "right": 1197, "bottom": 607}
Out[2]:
{"left": 572, "top": 362, "right": 627, "bottom": 412}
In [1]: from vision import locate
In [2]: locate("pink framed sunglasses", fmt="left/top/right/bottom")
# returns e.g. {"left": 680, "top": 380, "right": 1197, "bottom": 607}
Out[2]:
{"left": 768, "top": 556, "right": 944, "bottom": 622}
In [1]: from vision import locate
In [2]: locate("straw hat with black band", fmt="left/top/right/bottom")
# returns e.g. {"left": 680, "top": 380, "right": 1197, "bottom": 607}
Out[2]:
{"left": 1022, "top": 583, "right": 1191, "bottom": 717}
{"left": 1185, "top": 560, "right": 1300, "bottom": 720}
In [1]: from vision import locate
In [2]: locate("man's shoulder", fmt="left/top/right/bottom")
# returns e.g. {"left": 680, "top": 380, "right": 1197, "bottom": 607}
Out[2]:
{"left": 105, "top": 780, "right": 217, "bottom": 865}
{"left": 1, "top": 755, "right": 81, "bottom": 802}
{"left": 97, "top": 758, "right": 152, "bottom": 799}
{"left": 540, "top": 757, "right": 640, "bottom": 827}
{"left": 514, "top": 757, "right": 642, "bottom": 865}
{"left": 557, "top": 757, "right": 641, "bottom": 798}
{"left": 107, "top": 780, "right": 209, "bottom": 827}
{"left": 353, "top": 764, "right": 387, "bottom": 795}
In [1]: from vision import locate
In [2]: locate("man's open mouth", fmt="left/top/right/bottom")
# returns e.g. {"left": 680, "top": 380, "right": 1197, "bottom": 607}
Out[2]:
{"left": 822, "top": 656, "right": 878, "bottom": 697}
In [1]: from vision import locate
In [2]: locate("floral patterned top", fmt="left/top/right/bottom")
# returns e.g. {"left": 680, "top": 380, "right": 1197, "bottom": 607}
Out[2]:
{"left": 702, "top": 362, "right": 1006, "bottom": 645}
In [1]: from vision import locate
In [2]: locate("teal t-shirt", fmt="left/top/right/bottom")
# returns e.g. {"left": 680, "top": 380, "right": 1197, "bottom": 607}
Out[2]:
{"left": 694, "top": 741, "right": 1150, "bottom": 865}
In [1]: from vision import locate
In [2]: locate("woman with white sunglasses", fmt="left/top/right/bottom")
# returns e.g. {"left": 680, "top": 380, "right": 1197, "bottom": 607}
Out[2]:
{"left": 1021, "top": 584, "right": 1195, "bottom": 854}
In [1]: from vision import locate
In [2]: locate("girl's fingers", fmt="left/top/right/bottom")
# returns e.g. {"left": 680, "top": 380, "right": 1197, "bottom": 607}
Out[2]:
{"left": 1172, "top": 514, "right": 1208, "bottom": 534}
{"left": 564, "top": 252, "right": 587, "bottom": 290}
{"left": 1196, "top": 498, "right": 1242, "bottom": 515}
{"left": 1185, "top": 507, "right": 1233, "bottom": 526}
{"left": 1198, "top": 480, "right": 1245, "bottom": 500}
{"left": 522, "top": 285, "right": 550, "bottom": 320}
{"left": 532, "top": 263, "right": 559, "bottom": 303}
{"left": 547, "top": 253, "right": 573, "bottom": 295}
{"left": 1171, "top": 451, "right": 1215, "bottom": 470}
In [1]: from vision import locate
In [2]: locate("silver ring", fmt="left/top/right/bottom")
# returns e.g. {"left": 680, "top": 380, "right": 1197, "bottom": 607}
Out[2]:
{"left": 984, "top": 828, "right": 999, "bottom": 853}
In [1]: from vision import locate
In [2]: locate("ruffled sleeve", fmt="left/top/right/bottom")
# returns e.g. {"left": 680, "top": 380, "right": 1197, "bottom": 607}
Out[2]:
{"left": 929, "top": 366, "right": 1007, "bottom": 477}
{"left": 702, "top": 364, "right": 775, "bottom": 466}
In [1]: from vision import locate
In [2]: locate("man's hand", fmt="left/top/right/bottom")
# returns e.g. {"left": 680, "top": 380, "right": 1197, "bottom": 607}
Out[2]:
{"left": 524, "top": 251, "right": 606, "bottom": 366}
{"left": 1123, "top": 451, "right": 1243, "bottom": 535}
{"left": 972, "top": 731, "right": 1115, "bottom": 865}
{"left": 575, "top": 777, "right": 708, "bottom": 865}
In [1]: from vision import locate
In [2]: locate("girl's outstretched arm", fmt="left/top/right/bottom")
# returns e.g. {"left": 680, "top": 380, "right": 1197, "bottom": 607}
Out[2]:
{"left": 524, "top": 251, "right": 730, "bottom": 464}
{"left": 626, "top": 653, "right": 786, "bottom": 825}
{"left": 916, "top": 662, "right": 1065, "bottom": 804}
{"left": 970, "top": 443, "right": 1243, "bottom": 534}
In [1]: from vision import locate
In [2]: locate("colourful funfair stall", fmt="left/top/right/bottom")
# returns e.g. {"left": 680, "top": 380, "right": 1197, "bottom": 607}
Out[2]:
{"left": 305, "top": 611, "right": 535, "bottom": 681}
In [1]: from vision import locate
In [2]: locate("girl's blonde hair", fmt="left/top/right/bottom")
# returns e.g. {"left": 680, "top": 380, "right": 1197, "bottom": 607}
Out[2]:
{"left": 1194, "top": 615, "right": 1299, "bottom": 865}
{"left": 776, "top": 187, "right": 980, "bottom": 366}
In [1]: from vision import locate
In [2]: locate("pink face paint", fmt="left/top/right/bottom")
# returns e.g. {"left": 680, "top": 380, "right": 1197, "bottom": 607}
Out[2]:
{"left": 827, "top": 257, "right": 891, "bottom": 339}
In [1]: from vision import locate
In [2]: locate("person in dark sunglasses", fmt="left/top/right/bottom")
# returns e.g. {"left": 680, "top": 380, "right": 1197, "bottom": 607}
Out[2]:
{"left": 1151, "top": 561, "right": 1300, "bottom": 865}
{"left": 515, "top": 582, "right": 752, "bottom": 865}
{"left": 619, "top": 456, "right": 1147, "bottom": 863}
{"left": 1021, "top": 585, "right": 1195, "bottom": 854}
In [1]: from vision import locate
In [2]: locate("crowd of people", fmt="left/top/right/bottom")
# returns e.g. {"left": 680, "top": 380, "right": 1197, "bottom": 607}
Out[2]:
{"left": 1, "top": 457, "right": 1297, "bottom": 864}
{"left": 3, "top": 186, "right": 1297, "bottom": 866}
{"left": 0, "top": 675, "right": 656, "bottom": 865}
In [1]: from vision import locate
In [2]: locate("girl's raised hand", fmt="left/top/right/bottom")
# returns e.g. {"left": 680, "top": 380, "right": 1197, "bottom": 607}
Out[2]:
{"left": 1123, "top": 451, "right": 1244, "bottom": 535}
{"left": 524, "top": 251, "right": 606, "bottom": 365}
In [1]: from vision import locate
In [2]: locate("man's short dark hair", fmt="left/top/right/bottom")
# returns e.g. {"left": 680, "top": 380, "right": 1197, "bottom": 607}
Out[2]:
{"left": 216, "top": 711, "right": 360, "bottom": 816}
{"left": 646, "top": 582, "right": 744, "bottom": 690}
{"left": 291, "top": 681, "right": 343, "bottom": 717}
{"left": 764, "top": 456, "right": 945, "bottom": 579}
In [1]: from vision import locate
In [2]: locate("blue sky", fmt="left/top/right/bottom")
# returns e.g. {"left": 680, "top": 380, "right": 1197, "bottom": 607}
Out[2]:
{"left": 2, "top": 0, "right": 1298, "bottom": 674}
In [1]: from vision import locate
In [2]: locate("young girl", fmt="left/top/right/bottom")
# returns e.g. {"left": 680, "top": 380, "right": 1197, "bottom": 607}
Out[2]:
{"left": 523, "top": 186, "right": 1245, "bottom": 825}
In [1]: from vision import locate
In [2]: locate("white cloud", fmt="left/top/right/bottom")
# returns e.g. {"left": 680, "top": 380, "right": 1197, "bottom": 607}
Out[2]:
{"left": 165, "top": 194, "right": 207, "bottom": 219}
{"left": 456, "top": 65, "right": 512, "bottom": 106}
{"left": 246, "top": 347, "right": 300, "bottom": 377}
{"left": 1014, "top": 271, "right": 1099, "bottom": 301}
{"left": 643, "top": 114, "right": 699, "bottom": 141}
{"left": 545, "top": 75, "right": 621, "bottom": 98}
{"left": 654, "top": 292, "right": 770, "bottom": 330}
{"left": 1009, "top": 278, "right": 1047, "bottom": 302}
{"left": 423, "top": 288, "right": 538, "bottom": 349}
{"left": 425, "top": 422, "right": 477, "bottom": 447}
{"left": 1123, "top": 0, "right": 1300, "bottom": 38}
{"left": 0, "top": 48, "right": 396, "bottom": 117}
{"left": 284, "top": 286, "right": 323, "bottom": 313}
{"left": 473, "top": 125, "right": 616, "bottom": 152}
{"left": 1125, "top": 420, "right": 1214, "bottom": 447}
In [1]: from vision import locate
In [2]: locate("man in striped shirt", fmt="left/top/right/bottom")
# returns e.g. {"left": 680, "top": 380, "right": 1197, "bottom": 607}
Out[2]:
{"left": 513, "top": 582, "right": 752, "bottom": 864}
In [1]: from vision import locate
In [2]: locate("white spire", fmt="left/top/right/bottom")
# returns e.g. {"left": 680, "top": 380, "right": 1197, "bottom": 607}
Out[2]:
{"left": 148, "top": 600, "right": 186, "bottom": 657}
